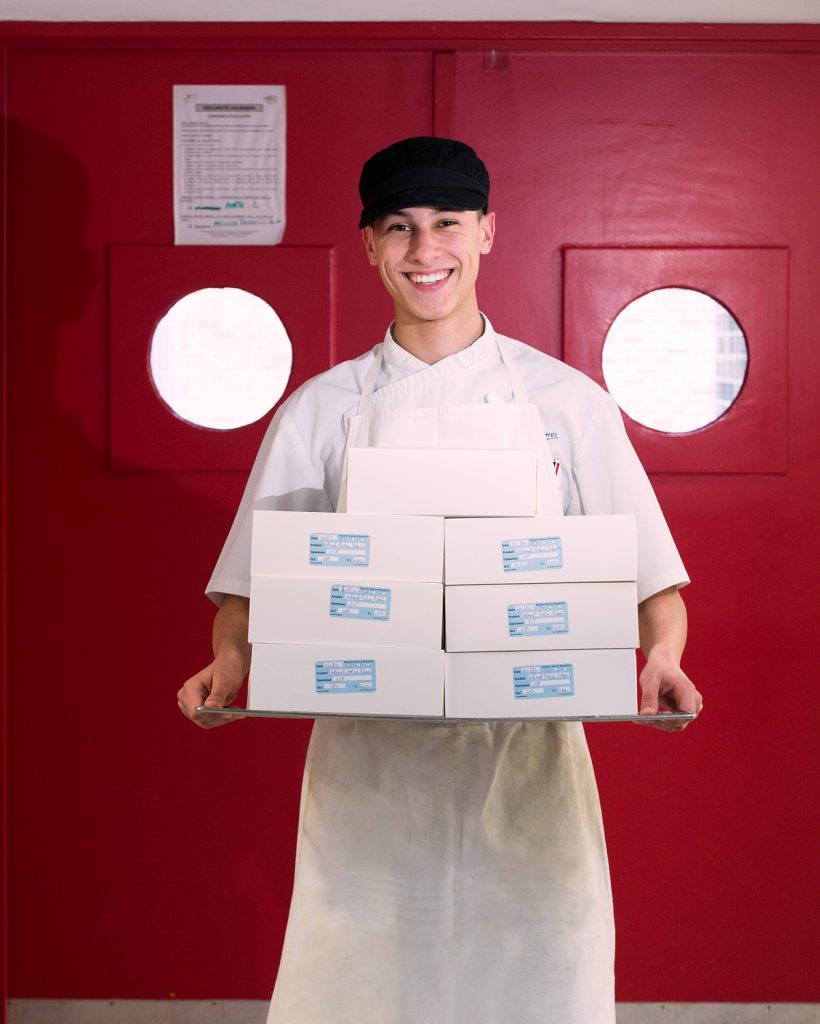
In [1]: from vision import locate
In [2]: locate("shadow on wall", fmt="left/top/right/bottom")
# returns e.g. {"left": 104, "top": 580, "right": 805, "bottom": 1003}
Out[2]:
{"left": 5, "top": 119, "right": 308, "bottom": 1001}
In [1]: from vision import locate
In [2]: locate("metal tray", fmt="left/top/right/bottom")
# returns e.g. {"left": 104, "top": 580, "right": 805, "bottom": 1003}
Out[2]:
{"left": 196, "top": 706, "right": 694, "bottom": 724}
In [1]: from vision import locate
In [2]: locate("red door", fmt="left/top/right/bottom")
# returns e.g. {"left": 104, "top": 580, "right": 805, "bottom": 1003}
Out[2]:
{"left": 440, "top": 47, "right": 819, "bottom": 1001}
{"left": 3, "top": 39, "right": 433, "bottom": 1001}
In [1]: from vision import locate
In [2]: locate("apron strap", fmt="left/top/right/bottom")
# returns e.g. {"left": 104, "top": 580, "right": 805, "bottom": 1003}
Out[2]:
{"left": 356, "top": 346, "right": 384, "bottom": 417}
{"left": 496, "top": 338, "right": 529, "bottom": 403}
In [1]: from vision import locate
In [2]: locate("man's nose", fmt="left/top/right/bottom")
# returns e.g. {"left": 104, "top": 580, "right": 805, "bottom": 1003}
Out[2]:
{"left": 407, "top": 228, "right": 440, "bottom": 262}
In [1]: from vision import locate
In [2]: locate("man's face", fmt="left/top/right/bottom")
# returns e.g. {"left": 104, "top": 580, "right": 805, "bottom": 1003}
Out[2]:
{"left": 362, "top": 207, "right": 495, "bottom": 330}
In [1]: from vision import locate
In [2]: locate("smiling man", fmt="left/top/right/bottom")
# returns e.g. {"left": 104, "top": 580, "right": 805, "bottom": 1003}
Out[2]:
{"left": 178, "top": 136, "right": 702, "bottom": 1024}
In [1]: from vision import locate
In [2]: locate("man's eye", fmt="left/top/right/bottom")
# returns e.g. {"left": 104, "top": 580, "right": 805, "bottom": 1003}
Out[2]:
{"left": 386, "top": 223, "right": 411, "bottom": 232}
{"left": 437, "top": 219, "right": 459, "bottom": 228}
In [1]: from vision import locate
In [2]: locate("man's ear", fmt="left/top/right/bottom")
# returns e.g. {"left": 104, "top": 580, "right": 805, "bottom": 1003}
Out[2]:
{"left": 361, "top": 226, "right": 378, "bottom": 266}
{"left": 479, "top": 211, "right": 496, "bottom": 255}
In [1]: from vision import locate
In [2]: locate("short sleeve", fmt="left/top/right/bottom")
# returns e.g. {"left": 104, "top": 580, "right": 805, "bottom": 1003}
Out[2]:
{"left": 572, "top": 395, "right": 689, "bottom": 603}
{"left": 205, "top": 406, "right": 333, "bottom": 604}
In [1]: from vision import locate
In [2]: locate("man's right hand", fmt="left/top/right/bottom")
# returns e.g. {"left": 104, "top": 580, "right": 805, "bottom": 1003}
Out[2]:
{"left": 177, "top": 595, "right": 251, "bottom": 729}
{"left": 177, "top": 652, "right": 247, "bottom": 729}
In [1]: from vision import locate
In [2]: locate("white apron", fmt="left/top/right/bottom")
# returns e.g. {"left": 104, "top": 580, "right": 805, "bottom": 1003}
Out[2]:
{"left": 267, "top": 338, "right": 615, "bottom": 1024}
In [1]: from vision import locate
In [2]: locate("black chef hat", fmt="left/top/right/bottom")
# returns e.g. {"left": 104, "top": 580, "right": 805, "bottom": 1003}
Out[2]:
{"left": 358, "top": 136, "right": 490, "bottom": 228}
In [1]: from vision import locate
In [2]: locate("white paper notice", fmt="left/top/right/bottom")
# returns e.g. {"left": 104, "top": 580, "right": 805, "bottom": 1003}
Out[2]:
{"left": 173, "top": 85, "right": 286, "bottom": 245}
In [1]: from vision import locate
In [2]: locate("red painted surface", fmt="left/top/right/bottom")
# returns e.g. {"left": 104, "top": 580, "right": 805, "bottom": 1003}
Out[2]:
{"left": 2, "top": 22, "right": 820, "bottom": 1006}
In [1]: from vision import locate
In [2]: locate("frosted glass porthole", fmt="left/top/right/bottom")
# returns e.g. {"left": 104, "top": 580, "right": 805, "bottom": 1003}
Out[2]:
{"left": 149, "top": 287, "right": 293, "bottom": 430}
{"left": 602, "top": 288, "right": 748, "bottom": 433}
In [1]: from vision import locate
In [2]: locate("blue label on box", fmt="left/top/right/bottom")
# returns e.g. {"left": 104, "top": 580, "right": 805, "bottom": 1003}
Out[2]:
{"left": 309, "top": 532, "right": 370, "bottom": 567}
{"left": 315, "top": 659, "right": 377, "bottom": 694}
{"left": 329, "top": 584, "right": 391, "bottom": 620}
{"left": 513, "top": 663, "right": 575, "bottom": 700}
{"left": 501, "top": 536, "right": 563, "bottom": 573}
{"left": 507, "top": 600, "right": 569, "bottom": 637}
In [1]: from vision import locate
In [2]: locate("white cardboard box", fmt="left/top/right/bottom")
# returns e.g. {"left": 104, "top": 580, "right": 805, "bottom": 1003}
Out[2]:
{"left": 444, "top": 515, "right": 637, "bottom": 584}
{"left": 445, "top": 648, "right": 637, "bottom": 718}
{"left": 344, "top": 448, "right": 537, "bottom": 517}
{"left": 249, "top": 576, "right": 443, "bottom": 650}
{"left": 251, "top": 510, "right": 444, "bottom": 582}
{"left": 445, "top": 581, "right": 638, "bottom": 652}
{"left": 249, "top": 643, "right": 445, "bottom": 717}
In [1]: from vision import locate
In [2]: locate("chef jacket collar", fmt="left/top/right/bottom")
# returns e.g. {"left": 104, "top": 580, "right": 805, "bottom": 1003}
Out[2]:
{"left": 381, "top": 314, "right": 498, "bottom": 373}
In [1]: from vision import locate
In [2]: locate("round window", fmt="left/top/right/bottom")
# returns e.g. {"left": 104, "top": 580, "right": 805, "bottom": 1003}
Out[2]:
{"left": 601, "top": 287, "right": 748, "bottom": 433}
{"left": 149, "top": 287, "right": 293, "bottom": 430}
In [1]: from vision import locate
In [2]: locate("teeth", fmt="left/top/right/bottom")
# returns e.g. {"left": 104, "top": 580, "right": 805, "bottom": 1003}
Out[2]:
{"left": 408, "top": 270, "right": 451, "bottom": 284}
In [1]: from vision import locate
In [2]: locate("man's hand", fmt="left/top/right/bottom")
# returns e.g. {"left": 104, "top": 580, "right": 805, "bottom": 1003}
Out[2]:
{"left": 636, "top": 587, "right": 703, "bottom": 732}
{"left": 638, "top": 648, "right": 702, "bottom": 732}
{"left": 177, "top": 650, "right": 247, "bottom": 729}
{"left": 177, "top": 595, "right": 251, "bottom": 729}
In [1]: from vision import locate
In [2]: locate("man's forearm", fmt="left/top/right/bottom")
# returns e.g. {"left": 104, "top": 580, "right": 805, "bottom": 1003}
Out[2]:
{"left": 638, "top": 586, "right": 687, "bottom": 662}
{"left": 212, "top": 594, "right": 252, "bottom": 676}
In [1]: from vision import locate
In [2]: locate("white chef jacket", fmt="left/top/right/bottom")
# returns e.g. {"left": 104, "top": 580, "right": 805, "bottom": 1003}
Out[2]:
{"left": 207, "top": 317, "right": 688, "bottom": 603}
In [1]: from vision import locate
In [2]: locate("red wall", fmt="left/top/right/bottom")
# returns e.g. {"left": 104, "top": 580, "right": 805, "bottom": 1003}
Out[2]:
{"left": 2, "top": 20, "right": 819, "bottom": 1006}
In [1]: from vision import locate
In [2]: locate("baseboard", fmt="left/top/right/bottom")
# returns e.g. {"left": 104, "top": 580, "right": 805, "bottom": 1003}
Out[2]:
{"left": 618, "top": 1005, "right": 820, "bottom": 1023}
{"left": 7, "top": 1002, "right": 268, "bottom": 1024}
{"left": 6, "top": 1001, "right": 820, "bottom": 1023}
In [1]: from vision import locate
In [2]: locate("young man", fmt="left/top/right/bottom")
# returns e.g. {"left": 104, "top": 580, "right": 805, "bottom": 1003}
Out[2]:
{"left": 178, "top": 136, "right": 702, "bottom": 1024}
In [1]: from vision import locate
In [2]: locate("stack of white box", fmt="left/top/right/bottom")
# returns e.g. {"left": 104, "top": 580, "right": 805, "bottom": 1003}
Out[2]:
{"left": 248, "top": 510, "right": 446, "bottom": 717}
{"left": 247, "top": 449, "right": 640, "bottom": 720}
{"left": 444, "top": 517, "right": 639, "bottom": 718}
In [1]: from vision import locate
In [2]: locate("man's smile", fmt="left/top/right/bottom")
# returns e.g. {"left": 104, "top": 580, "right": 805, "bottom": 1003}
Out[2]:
{"left": 404, "top": 269, "right": 454, "bottom": 286}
